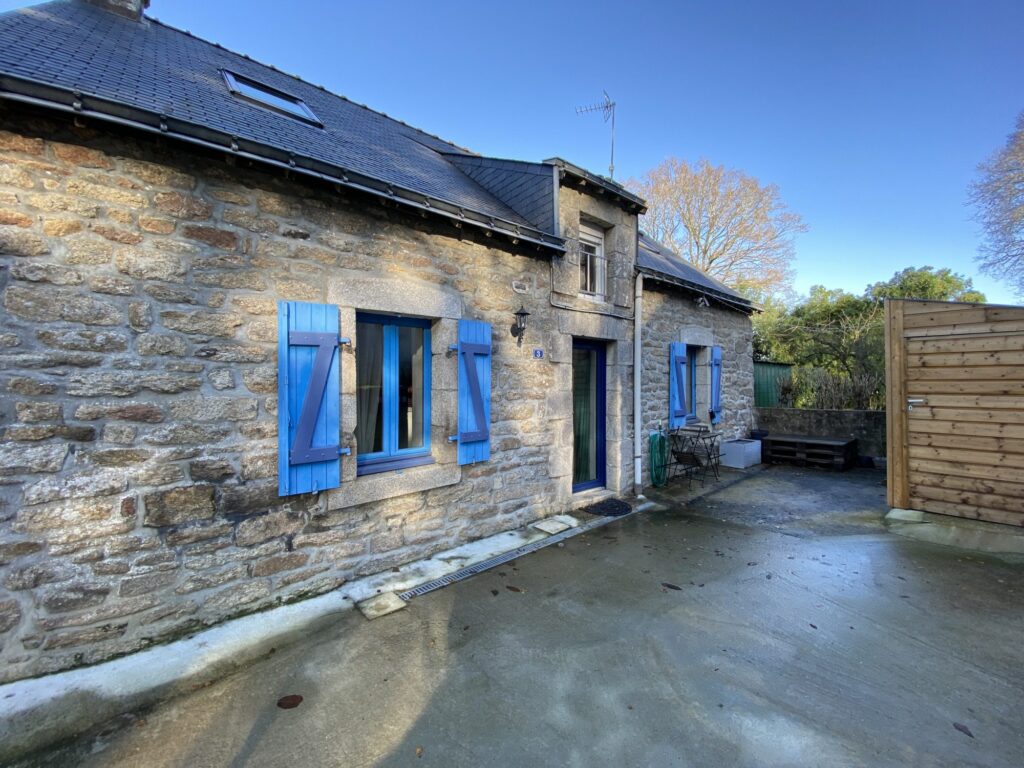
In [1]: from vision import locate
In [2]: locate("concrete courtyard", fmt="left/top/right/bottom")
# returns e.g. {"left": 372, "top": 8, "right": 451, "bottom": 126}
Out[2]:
{"left": 23, "top": 467, "right": 1024, "bottom": 767}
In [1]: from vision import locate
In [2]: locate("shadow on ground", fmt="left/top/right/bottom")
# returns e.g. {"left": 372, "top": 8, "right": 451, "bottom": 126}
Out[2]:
{"left": 20, "top": 466, "right": 1024, "bottom": 768}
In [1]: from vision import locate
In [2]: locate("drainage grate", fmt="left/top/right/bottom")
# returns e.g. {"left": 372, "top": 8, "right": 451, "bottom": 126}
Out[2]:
{"left": 398, "top": 525, "right": 586, "bottom": 601}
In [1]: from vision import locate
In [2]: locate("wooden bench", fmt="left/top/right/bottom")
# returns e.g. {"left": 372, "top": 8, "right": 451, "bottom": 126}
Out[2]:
{"left": 761, "top": 434, "right": 857, "bottom": 471}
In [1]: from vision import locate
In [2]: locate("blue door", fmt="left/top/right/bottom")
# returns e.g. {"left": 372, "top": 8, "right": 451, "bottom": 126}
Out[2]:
{"left": 572, "top": 339, "right": 606, "bottom": 493}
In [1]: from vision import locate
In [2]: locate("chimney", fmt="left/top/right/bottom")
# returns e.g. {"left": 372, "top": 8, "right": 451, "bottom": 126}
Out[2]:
{"left": 85, "top": 0, "right": 151, "bottom": 20}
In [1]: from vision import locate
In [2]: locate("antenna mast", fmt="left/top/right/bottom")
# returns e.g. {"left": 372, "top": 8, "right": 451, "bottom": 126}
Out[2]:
{"left": 575, "top": 90, "right": 616, "bottom": 180}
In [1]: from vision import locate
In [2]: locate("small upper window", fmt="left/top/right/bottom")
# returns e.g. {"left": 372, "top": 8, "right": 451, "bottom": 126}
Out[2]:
{"left": 578, "top": 222, "right": 607, "bottom": 300}
{"left": 222, "top": 71, "right": 322, "bottom": 126}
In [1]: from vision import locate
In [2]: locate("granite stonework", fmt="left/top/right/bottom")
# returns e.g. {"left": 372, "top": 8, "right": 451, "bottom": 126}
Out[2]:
{"left": 639, "top": 282, "right": 756, "bottom": 483}
{"left": 755, "top": 408, "right": 886, "bottom": 459}
{"left": 0, "top": 111, "right": 663, "bottom": 682}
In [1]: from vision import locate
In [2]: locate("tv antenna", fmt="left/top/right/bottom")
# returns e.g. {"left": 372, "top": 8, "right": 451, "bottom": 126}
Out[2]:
{"left": 575, "top": 90, "right": 616, "bottom": 180}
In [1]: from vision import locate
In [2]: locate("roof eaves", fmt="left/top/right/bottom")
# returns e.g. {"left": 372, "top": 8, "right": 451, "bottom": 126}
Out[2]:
{"left": 543, "top": 156, "right": 647, "bottom": 214}
{"left": 637, "top": 265, "right": 757, "bottom": 314}
{"left": 0, "top": 72, "right": 565, "bottom": 255}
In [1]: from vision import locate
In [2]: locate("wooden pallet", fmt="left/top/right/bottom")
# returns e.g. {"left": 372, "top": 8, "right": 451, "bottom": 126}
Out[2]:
{"left": 761, "top": 434, "right": 857, "bottom": 471}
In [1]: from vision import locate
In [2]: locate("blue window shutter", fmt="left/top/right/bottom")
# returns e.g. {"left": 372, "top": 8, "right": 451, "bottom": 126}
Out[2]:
{"left": 278, "top": 301, "right": 341, "bottom": 497}
{"left": 710, "top": 345, "right": 723, "bottom": 424}
{"left": 669, "top": 342, "right": 688, "bottom": 428}
{"left": 457, "top": 319, "right": 492, "bottom": 465}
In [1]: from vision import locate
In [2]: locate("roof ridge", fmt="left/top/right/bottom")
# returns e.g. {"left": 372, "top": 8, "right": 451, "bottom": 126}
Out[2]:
{"left": 143, "top": 10, "right": 476, "bottom": 156}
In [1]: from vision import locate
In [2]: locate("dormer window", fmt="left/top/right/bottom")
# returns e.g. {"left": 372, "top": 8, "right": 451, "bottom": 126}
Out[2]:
{"left": 578, "top": 222, "right": 607, "bottom": 300}
{"left": 222, "top": 71, "right": 322, "bottom": 126}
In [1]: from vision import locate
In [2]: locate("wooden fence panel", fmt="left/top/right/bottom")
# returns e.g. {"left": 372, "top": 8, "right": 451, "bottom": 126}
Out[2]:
{"left": 887, "top": 299, "right": 1024, "bottom": 526}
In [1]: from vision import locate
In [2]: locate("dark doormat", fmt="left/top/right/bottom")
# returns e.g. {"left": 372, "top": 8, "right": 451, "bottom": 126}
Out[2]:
{"left": 578, "top": 498, "right": 632, "bottom": 517}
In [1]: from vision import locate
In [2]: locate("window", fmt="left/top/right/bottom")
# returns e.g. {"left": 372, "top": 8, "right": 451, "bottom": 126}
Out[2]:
{"left": 578, "top": 222, "right": 606, "bottom": 299}
{"left": 355, "top": 314, "right": 432, "bottom": 475}
{"left": 222, "top": 70, "right": 322, "bottom": 126}
{"left": 686, "top": 345, "right": 700, "bottom": 422}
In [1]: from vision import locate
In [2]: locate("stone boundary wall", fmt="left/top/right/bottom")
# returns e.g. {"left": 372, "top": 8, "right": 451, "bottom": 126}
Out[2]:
{"left": 754, "top": 408, "right": 886, "bottom": 458}
{"left": 0, "top": 110, "right": 637, "bottom": 682}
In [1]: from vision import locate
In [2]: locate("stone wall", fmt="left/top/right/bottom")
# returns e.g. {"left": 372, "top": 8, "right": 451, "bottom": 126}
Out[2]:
{"left": 639, "top": 282, "right": 755, "bottom": 485}
{"left": 0, "top": 110, "right": 636, "bottom": 682}
{"left": 552, "top": 185, "right": 638, "bottom": 495}
{"left": 754, "top": 408, "right": 886, "bottom": 458}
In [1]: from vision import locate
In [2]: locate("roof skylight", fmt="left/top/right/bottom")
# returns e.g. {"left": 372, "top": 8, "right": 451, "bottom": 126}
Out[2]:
{"left": 222, "top": 71, "right": 321, "bottom": 126}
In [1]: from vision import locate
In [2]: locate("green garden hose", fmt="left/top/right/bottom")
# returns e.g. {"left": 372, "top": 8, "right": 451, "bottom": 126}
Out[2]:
{"left": 649, "top": 430, "right": 668, "bottom": 488}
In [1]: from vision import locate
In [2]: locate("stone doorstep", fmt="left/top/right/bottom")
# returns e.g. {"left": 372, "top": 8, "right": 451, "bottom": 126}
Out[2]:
{"left": 0, "top": 508, "right": 615, "bottom": 764}
{"left": 532, "top": 518, "right": 571, "bottom": 535}
{"left": 357, "top": 592, "right": 406, "bottom": 620}
{"left": 885, "top": 508, "right": 1024, "bottom": 556}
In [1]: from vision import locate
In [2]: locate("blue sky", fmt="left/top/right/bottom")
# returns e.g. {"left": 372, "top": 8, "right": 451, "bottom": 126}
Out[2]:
{"left": 5, "top": 0, "right": 1022, "bottom": 303}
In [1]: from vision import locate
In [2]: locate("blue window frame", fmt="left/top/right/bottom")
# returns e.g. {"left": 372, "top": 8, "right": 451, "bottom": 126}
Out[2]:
{"left": 686, "top": 345, "right": 699, "bottom": 422}
{"left": 355, "top": 313, "right": 432, "bottom": 475}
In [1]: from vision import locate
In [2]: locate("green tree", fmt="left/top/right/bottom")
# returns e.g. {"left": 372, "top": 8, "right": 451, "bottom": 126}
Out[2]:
{"left": 782, "top": 286, "right": 884, "bottom": 379}
{"left": 866, "top": 266, "right": 986, "bottom": 303}
{"left": 969, "top": 110, "right": 1024, "bottom": 297}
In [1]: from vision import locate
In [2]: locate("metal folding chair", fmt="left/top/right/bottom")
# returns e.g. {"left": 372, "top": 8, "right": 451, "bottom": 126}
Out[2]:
{"left": 667, "top": 429, "right": 700, "bottom": 488}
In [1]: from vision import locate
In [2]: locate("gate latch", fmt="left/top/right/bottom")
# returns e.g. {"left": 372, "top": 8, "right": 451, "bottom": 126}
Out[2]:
{"left": 907, "top": 398, "right": 927, "bottom": 412}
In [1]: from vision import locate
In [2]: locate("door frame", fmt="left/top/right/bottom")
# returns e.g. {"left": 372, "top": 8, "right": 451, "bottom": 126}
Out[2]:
{"left": 572, "top": 338, "right": 607, "bottom": 493}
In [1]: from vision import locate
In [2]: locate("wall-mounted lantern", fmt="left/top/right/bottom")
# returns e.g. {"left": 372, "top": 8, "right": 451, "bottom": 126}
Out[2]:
{"left": 510, "top": 304, "right": 530, "bottom": 347}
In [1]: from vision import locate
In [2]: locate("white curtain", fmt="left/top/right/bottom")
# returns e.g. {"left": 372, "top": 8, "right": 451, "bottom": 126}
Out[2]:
{"left": 356, "top": 323, "right": 383, "bottom": 455}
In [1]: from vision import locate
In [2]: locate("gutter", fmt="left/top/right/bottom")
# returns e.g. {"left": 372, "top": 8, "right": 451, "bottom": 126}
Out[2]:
{"left": 636, "top": 266, "right": 756, "bottom": 315}
{"left": 0, "top": 73, "right": 566, "bottom": 256}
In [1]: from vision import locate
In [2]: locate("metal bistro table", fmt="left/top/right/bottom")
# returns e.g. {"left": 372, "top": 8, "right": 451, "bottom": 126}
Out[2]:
{"left": 665, "top": 424, "right": 723, "bottom": 488}
{"left": 678, "top": 424, "right": 723, "bottom": 485}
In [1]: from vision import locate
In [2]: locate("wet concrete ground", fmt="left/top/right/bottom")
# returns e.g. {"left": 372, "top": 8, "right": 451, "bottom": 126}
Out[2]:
{"left": 27, "top": 467, "right": 1024, "bottom": 767}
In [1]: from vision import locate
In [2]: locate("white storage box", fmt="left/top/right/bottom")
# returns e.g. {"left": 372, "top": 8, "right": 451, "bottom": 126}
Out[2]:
{"left": 720, "top": 439, "right": 761, "bottom": 469}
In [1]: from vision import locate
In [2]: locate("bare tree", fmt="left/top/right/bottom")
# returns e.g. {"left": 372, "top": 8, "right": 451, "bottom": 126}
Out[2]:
{"left": 627, "top": 157, "right": 806, "bottom": 296}
{"left": 969, "top": 110, "right": 1024, "bottom": 297}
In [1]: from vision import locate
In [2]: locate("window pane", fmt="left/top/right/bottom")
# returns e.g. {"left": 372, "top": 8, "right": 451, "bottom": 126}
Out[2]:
{"left": 580, "top": 242, "right": 596, "bottom": 293}
{"left": 397, "top": 326, "right": 425, "bottom": 450}
{"left": 355, "top": 322, "right": 384, "bottom": 455}
{"left": 226, "top": 72, "right": 320, "bottom": 123}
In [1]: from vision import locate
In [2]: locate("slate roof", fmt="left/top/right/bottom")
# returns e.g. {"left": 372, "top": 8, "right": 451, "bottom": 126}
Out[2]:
{"left": 637, "top": 233, "right": 754, "bottom": 313}
{"left": 0, "top": 0, "right": 565, "bottom": 250}
{"left": 544, "top": 157, "right": 647, "bottom": 214}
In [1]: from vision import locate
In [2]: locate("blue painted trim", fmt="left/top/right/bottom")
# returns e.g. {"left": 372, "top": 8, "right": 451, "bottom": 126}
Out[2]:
{"left": 687, "top": 344, "right": 698, "bottom": 421}
{"left": 277, "top": 301, "right": 341, "bottom": 497}
{"left": 457, "top": 320, "right": 492, "bottom": 465}
{"left": 572, "top": 338, "right": 606, "bottom": 494}
{"left": 669, "top": 342, "right": 688, "bottom": 428}
{"left": 709, "top": 344, "right": 723, "bottom": 424}
{"left": 458, "top": 342, "right": 490, "bottom": 442}
{"left": 356, "top": 312, "right": 431, "bottom": 329}
{"left": 288, "top": 331, "right": 340, "bottom": 464}
{"left": 277, "top": 301, "right": 289, "bottom": 494}
{"left": 357, "top": 453, "right": 434, "bottom": 476}
{"left": 355, "top": 314, "right": 432, "bottom": 471}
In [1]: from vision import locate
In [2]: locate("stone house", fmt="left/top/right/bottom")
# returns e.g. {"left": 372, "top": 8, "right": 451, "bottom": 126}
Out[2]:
{"left": 0, "top": 0, "right": 753, "bottom": 683}
{"left": 636, "top": 234, "right": 756, "bottom": 481}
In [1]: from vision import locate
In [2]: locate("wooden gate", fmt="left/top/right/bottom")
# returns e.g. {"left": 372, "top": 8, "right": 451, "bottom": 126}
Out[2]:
{"left": 886, "top": 299, "right": 1024, "bottom": 526}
